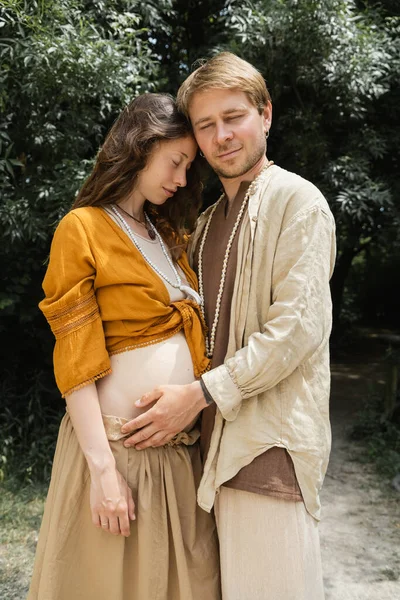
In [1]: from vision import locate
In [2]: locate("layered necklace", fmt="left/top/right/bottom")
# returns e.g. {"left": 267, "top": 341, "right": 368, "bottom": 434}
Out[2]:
{"left": 197, "top": 161, "right": 274, "bottom": 358}
{"left": 115, "top": 203, "right": 156, "bottom": 240}
{"left": 110, "top": 204, "right": 202, "bottom": 305}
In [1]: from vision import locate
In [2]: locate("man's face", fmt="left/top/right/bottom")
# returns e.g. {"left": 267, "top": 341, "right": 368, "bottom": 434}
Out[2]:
{"left": 189, "top": 88, "right": 272, "bottom": 180}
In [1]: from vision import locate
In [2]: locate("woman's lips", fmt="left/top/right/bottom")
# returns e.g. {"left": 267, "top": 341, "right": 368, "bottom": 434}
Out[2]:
{"left": 163, "top": 187, "right": 176, "bottom": 197}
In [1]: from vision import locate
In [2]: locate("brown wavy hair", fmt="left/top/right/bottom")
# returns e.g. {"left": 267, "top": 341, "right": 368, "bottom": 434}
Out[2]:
{"left": 72, "top": 93, "right": 202, "bottom": 259}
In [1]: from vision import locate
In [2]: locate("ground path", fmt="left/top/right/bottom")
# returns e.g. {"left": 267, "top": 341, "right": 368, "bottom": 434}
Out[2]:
{"left": 320, "top": 357, "right": 400, "bottom": 599}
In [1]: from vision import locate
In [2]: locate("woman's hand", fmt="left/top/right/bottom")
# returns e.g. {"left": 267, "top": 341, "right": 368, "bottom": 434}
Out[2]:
{"left": 90, "top": 464, "right": 136, "bottom": 537}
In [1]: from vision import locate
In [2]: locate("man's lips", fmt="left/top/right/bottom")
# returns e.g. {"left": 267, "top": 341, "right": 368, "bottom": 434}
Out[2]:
{"left": 216, "top": 147, "right": 242, "bottom": 160}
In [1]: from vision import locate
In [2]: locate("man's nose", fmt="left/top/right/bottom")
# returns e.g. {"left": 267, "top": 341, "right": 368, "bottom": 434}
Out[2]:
{"left": 214, "top": 123, "right": 233, "bottom": 145}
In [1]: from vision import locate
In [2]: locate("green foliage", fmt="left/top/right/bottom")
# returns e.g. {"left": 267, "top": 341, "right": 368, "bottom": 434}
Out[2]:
{"left": 215, "top": 1, "right": 399, "bottom": 216}
{"left": 0, "top": 370, "right": 63, "bottom": 483}
{"left": 0, "top": 0, "right": 160, "bottom": 482}
{"left": 1, "top": 0, "right": 399, "bottom": 482}
{"left": 0, "top": 0, "right": 158, "bottom": 317}
{"left": 205, "top": 1, "right": 400, "bottom": 324}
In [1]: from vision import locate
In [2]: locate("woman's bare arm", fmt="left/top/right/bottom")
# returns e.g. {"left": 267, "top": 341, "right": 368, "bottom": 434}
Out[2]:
{"left": 66, "top": 383, "right": 135, "bottom": 536}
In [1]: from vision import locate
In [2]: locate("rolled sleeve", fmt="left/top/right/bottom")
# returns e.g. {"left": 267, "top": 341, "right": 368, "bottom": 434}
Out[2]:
{"left": 39, "top": 212, "right": 111, "bottom": 397}
{"left": 203, "top": 204, "right": 336, "bottom": 417}
{"left": 202, "top": 364, "right": 242, "bottom": 420}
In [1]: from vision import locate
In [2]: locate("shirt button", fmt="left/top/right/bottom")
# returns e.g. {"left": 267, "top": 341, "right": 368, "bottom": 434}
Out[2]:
{"left": 252, "top": 216, "right": 257, "bottom": 222}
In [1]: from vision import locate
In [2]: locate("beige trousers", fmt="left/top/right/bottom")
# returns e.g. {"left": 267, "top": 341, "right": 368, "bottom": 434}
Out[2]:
{"left": 214, "top": 487, "right": 325, "bottom": 600}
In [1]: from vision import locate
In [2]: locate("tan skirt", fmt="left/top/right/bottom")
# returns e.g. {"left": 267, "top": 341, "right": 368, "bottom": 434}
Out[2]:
{"left": 27, "top": 413, "right": 221, "bottom": 600}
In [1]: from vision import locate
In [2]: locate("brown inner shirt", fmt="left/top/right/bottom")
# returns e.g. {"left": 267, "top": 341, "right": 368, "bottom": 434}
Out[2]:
{"left": 194, "top": 181, "right": 303, "bottom": 502}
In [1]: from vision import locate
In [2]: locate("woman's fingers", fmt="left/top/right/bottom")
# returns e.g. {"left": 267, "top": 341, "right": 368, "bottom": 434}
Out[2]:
{"left": 108, "top": 513, "right": 121, "bottom": 536}
{"left": 117, "top": 508, "right": 131, "bottom": 537}
{"left": 93, "top": 512, "right": 101, "bottom": 528}
{"left": 98, "top": 506, "right": 129, "bottom": 537}
{"left": 102, "top": 480, "right": 136, "bottom": 536}
{"left": 90, "top": 470, "right": 135, "bottom": 536}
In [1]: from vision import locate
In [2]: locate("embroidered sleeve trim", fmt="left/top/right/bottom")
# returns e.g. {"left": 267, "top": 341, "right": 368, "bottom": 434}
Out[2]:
{"left": 46, "top": 290, "right": 100, "bottom": 339}
{"left": 62, "top": 367, "right": 112, "bottom": 398}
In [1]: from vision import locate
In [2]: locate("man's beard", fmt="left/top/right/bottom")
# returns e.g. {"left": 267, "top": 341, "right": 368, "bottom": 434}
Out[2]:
{"left": 211, "top": 138, "right": 266, "bottom": 179}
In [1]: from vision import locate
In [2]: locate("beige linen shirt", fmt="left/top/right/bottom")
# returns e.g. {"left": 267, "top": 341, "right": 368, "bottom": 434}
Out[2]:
{"left": 189, "top": 164, "right": 336, "bottom": 520}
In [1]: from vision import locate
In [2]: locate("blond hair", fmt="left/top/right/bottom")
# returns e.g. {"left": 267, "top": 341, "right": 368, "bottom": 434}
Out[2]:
{"left": 177, "top": 52, "right": 271, "bottom": 117}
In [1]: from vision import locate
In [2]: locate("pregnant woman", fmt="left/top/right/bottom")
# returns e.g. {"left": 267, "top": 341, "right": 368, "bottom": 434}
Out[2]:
{"left": 27, "top": 93, "right": 220, "bottom": 600}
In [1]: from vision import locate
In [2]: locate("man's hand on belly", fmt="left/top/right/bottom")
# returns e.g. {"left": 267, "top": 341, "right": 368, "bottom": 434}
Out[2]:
{"left": 120, "top": 381, "right": 207, "bottom": 450}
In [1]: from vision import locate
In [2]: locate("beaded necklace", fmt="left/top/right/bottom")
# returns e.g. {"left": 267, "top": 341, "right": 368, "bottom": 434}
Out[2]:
{"left": 110, "top": 205, "right": 202, "bottom": 305}
{"left": 197, "top": 161, "right": 273, "bottom": 358}
{"left": 114, "top": 203, "right": 156, "bottom": 240}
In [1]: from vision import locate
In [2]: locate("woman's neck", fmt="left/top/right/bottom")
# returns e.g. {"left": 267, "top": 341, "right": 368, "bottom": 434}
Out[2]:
{"left": 117, "top": 191, "right": 146, "bottom": 220}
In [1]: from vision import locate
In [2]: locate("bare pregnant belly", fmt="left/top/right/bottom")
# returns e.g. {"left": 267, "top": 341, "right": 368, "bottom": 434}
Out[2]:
{"left": 96, "top": 332, "right": 196, "bottom": 420}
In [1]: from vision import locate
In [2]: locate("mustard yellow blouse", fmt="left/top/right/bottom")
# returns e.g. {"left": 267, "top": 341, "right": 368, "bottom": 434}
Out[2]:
{"left": 39, "top": 207, "right": 210, "bottom": 397}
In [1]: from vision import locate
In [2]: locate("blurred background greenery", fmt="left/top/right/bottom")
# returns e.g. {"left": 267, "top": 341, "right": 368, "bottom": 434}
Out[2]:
{"left": 1, "top": 0, "right": 399, "bottom": 483}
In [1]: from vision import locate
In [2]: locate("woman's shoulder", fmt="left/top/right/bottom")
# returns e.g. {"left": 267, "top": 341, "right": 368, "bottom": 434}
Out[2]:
{"left": 67, "top": 205, "right": 105, "bottom": 225}
{"left": 55, "top": 206, "right": 105, "bottom": 236}
{"left": 49, "top": 207, "right": 110, "bottom": 257}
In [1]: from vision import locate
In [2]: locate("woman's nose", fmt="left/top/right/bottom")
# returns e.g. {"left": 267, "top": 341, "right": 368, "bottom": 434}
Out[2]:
{"left": 174, "top": 168, "right": 187, "bottom": 188}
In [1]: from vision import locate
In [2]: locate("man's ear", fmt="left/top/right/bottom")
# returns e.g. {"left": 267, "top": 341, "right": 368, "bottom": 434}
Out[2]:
{"left": 262, "top": 101, "right": 273, "bottom": 133}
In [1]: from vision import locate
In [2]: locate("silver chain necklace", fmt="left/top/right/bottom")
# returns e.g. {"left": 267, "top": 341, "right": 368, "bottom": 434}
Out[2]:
{"left": 197, "top": 161, "right": 273, "bottom": 358}
{"left": 110, "top": 205, "right": 202, "bottom": 305}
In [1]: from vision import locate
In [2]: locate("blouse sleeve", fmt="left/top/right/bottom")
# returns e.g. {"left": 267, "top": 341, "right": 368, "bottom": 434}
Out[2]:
{"left": 39, "top": 211, "right": 111, "bottom": 397}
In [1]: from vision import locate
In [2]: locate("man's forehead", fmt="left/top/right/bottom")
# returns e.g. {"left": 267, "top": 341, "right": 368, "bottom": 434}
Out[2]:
{"left": 190, "top": 89, "right": 251, "bottom": 123}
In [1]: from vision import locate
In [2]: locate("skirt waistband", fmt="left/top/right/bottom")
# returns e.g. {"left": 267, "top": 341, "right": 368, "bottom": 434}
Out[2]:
{"left": 101, "top": 413, "right": 200, "bottom": 447}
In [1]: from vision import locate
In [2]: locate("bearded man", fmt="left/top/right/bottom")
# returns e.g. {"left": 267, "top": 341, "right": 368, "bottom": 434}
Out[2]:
{"left": 123, "top": 52, "right": 336, "bottom": 600}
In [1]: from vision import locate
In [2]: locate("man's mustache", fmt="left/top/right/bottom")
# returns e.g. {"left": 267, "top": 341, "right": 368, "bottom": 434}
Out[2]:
{"left": 213, "top": 145, "right": 242, "bottom": 158}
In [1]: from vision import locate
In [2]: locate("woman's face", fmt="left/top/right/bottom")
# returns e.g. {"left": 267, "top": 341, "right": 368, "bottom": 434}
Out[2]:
{"left": 135, "top": 135, "right": 198, "bottom": 206}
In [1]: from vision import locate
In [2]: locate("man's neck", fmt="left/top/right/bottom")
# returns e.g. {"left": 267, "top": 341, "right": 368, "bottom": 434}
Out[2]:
{"left": 221, "top": 155, "right": 268, "bottom": 203}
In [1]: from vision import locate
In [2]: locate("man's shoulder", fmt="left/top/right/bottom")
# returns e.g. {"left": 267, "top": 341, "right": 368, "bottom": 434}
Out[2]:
{"left": 261, "top": 165, "right": 332, "bottom": 221}
{"left": 267, "top": 165, "right": 326, "bottom": 202}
